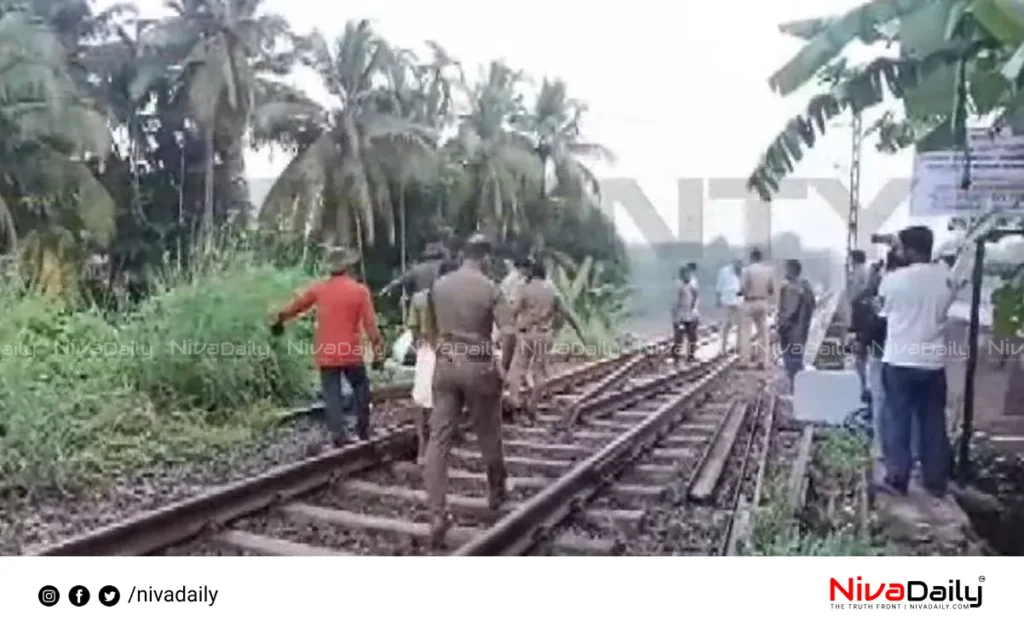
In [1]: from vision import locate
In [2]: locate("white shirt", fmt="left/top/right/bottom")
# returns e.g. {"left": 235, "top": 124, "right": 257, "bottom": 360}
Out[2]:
{"left": 716, "top": 265, "right": 741, "bottom": 307}
{"left": 878, "top": 263, "right": 957, "bottom": 369}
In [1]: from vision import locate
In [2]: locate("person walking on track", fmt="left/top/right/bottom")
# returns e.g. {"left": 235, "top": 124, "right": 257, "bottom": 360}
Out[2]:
{"left": 422, "top": 233, "right": 508, "bottom": 548}
{"left": 271, "top": 246, "right": 384, "bottom": 448}
{"left": 739, "top": 247, "right": 775, "bottom": 369}
{"left": 715, "top": 259, "right": 742, "bottom": 354}
{"left": 671, "top": 265, "right": 700, "bottom": 363}
{"left": 498, "top": 256, "right": 532, "bottom": 377}
{"left": 506, "top": 259, "right": 584, "bottom": 421}
{"left": 408, "top": 258, "right": 458, "bottom": 466}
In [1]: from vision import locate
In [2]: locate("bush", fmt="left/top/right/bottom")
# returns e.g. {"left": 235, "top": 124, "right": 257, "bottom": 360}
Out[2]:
{"left": 0, "top": 259, "right": 338, "bottom": 497}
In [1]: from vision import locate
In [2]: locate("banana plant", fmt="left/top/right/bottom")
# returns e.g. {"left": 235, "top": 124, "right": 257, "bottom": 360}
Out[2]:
{"left": 548, "top": 255, "right": 628, "bottom": 347}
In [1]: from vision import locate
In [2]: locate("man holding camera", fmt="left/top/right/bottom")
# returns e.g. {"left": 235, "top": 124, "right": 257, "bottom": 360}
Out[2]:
{"left": 877, "top": 226, "right": 959, "bottom": 498}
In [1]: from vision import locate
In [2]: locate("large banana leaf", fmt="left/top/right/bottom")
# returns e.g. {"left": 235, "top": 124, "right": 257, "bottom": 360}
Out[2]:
{"left": 970, "top": 0, "right": 1024, "bottom": 45}
{"left": 770, "top": 0, "right": 943, "bottom": 96}
{"left": 899, "top": 0, "right": 961, "bottom": 118}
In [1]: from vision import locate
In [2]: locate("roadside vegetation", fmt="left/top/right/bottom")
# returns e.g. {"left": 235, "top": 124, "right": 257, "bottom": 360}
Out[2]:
{"left": 0, "top": 0, "right": 629, "bottom": 498}
{"left": 745, "top": 429, "right": 889, "bottom": 556}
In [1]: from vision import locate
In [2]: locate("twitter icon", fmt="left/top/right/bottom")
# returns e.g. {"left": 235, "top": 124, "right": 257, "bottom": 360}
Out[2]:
{"left": 98, "top": 585, "right": 120, "bottom": 606}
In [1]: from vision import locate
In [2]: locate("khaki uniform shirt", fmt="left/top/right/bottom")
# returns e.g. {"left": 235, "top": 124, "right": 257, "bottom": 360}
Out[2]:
{"left": 514, "top": 279, "right": 558, "bottom": 333}
{"left": 429, "top": 264, "right": 508, "bottom": 357}
{"left": 741, "top": 261, "right": 776, "bottom": 301}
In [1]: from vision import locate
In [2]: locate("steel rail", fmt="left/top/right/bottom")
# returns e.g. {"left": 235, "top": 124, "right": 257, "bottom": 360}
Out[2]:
{"left": 452, "top": 355, "right": 738, "bottom": 556}
{"left": 560, "top": 330, "right": 709, "bottom": 425}
{"left": 572, "top": 349, "right": 727, "bottom": 425}
{"left": 29, "top": 343, "right": 656, "bottom": 557}
{"left": 718, "top": 391, "right": 774, "bottom": 555}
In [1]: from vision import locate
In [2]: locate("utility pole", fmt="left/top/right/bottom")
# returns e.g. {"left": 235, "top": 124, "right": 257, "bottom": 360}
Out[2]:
{"left": 847, "top": 110, "right": 862, "bottom": 260}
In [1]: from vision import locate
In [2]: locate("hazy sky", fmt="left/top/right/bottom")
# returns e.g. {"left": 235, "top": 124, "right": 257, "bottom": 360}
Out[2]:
{"left": 124, "top": 0, "right": 949, "bottom": 252}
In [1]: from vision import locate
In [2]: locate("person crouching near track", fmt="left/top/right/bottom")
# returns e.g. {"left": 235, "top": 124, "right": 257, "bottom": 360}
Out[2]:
{"left": 408, "top": 258, "right": 458, "bottom": 466}
{"left": 271, "top": 246, "right": 384, "bottom": 449}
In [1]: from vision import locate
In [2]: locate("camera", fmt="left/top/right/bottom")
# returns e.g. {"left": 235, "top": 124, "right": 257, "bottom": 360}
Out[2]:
{"left": 870, "top": 233, "right": 896, "bottom": 246}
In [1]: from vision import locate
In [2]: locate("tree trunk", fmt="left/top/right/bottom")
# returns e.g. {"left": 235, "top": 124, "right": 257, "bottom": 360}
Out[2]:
{"left": 354, "top": 212, "right": 367, "bottom": 282}
{"left": 202, "top": 124, "right": 215, "bottom": 253}
{"left": 225, "top": 135, "right": 251, "bottom": 218}
{"left": 399, "top": 179, "right": 408, "bottom": 273}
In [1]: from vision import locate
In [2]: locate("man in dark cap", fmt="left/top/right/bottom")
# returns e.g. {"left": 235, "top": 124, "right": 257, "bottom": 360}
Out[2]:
{"left": 271, "top": 246, "right": 384, "bottom": 448}
{"left": 379, "top": 242, "right": 451, "bottom": 298}
{"left": 422, "top": 232, "right": 508, "bottom": 548}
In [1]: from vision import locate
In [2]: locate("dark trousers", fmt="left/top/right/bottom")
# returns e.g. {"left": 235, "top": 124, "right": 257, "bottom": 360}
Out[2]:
{"left": 780, "top": 342, "right": 804, "bottom": 393}
{"left": 672, "top": 320, "right": 698, "bottom": 362}
{"left": 319, "top": 364, "right": 371, "bottom": 440}
{"left": 880, "top": 364, "right": 949, "bottom": 495}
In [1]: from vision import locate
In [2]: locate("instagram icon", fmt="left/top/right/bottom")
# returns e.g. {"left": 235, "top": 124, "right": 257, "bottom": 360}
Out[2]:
{"left": 38, "top": 585, "right": 60, "bottom": 607}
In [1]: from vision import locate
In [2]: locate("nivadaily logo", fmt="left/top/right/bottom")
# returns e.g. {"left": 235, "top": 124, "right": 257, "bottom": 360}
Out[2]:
{"left": 829, "top": 576, "right": 984, "bottom": 610}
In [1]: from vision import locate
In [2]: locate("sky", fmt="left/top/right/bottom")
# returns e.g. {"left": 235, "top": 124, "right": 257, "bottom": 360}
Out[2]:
{"left": 122, "top": 0, "right": 953, "bottom": 254}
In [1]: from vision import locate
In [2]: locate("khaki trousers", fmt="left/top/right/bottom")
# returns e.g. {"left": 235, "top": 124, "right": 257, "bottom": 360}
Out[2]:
{"left": 738, "top": 299, "right": 770, "bottom": 366}
{"left": 505, "top": 331, "right": 552, "bottom": 413}
{"left": 424, "top": 357, "right": 506, "bottom": 521}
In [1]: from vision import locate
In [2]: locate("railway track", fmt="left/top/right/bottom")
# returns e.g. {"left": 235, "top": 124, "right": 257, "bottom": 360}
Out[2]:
{"left": 455, "top": 357, "right": 777, "bottom": 555}
{"left": 31, "top": 331, "right": 725, "bottom": 556}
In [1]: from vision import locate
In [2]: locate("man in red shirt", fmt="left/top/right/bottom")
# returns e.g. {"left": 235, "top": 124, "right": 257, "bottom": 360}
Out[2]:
{"left": 271, "top": 246, "right": 385, "bottom": 446}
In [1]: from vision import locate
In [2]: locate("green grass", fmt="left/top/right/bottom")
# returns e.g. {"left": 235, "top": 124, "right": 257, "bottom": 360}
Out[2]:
{"left": 744, "top": 429, "right": 886, "bottom": 556}
{"left": 0, "top": 254, "right": 405, "bottom": 499}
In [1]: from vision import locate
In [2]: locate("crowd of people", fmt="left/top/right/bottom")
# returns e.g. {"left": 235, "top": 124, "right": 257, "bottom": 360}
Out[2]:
{"left": 269, "top": 234, "right": 582, "bottom": 548}
{"left": 263, "top": 223, "right": 962, "bottom": 550}
{"left": 674, "top": 247, "right": 816, "bottom": 388}
{"left": 848, "top": 225, "right": 963, "bottom": 500}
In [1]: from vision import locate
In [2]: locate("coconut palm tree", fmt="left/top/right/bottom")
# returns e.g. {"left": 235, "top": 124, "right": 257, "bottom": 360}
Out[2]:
{"left": 136, "top": 0, "right": 294, "bottom": 249}
{"left": 0, "top": 7, "right": 114, "bottom": 268}
{"left": 444, "top": 60, "right": 543, "bottom": 239}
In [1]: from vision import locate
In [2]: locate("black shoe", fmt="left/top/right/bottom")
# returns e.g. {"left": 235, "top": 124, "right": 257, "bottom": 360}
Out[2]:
{"left": 331, "top": 434, "right": 352, "bottom": 449}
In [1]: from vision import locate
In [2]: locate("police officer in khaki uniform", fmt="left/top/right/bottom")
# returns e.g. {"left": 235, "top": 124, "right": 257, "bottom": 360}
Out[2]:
{"left": 422, "top": 233, "right": 508, "bottom": 548}
{"left": 506, "top": 260, "right": 583, "bottom": 420}
{"left": 739, "top": 247, "right": 776, "bottom": 369}
{"left": 497, "top": 256, "right": 532, "bottom": 376}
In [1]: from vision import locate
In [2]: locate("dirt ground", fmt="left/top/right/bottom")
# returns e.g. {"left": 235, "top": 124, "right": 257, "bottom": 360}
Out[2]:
{"left": 944, "top": 320, "right": 1024, "bottom": 461}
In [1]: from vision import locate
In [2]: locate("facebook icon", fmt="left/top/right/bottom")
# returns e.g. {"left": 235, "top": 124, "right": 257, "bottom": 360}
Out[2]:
{"left": 69, "top": 585, "right": 90, "bottom": 606}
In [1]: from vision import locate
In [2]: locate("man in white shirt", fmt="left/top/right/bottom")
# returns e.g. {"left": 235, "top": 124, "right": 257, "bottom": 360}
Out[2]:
{"left": 878, "top": 226, "right": 958, "bottom": 498}
{"left": 715, "top": 259, "right": 742, "bottom": 354}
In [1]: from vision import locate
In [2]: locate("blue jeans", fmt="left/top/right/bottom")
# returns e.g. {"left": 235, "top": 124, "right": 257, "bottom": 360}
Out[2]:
{"left": 320, "top": 365, "right": 371, "bottom": 440}
{"left": 866, "top": 358, "right": 886, "bottom": 457}
{"left": 880, "top": 364, "right": 949, "bottom": 495}
{"left": 782, "top": 348, "right": 803, "bottom": 393}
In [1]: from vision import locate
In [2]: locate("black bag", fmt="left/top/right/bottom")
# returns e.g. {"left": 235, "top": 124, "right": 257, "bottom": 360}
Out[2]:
{"left": 850, "top": 296, "right": 874, "bottom": 335}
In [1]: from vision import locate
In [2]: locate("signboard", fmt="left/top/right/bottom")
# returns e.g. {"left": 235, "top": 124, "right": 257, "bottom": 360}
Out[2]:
{"left": 910, "top": 127, "right": 1024, "bottom": 217}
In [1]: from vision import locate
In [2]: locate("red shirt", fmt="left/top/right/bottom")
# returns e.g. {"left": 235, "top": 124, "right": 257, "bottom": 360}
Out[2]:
{"left": 278, "top": 274, "right": 381, "bottom": 368}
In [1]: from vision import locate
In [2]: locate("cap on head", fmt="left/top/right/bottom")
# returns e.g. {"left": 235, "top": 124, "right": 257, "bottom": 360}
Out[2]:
{"left": 325, "top": 246, "right": 360, "bottom": 272}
